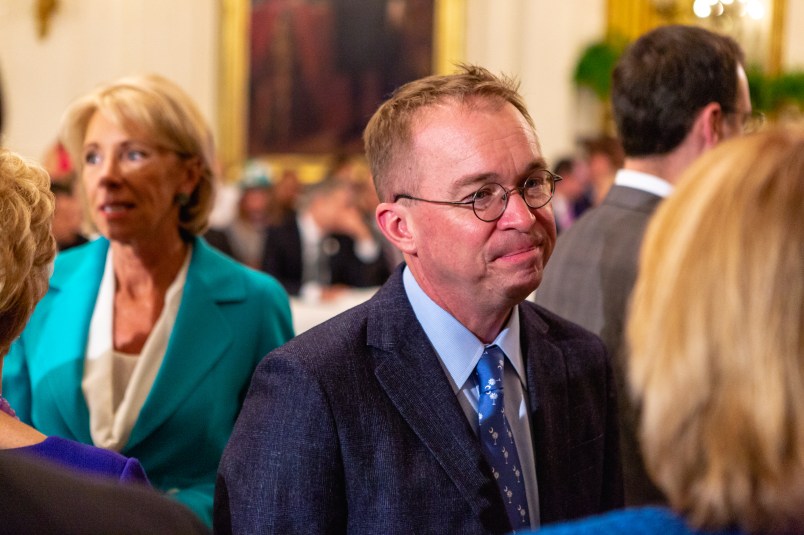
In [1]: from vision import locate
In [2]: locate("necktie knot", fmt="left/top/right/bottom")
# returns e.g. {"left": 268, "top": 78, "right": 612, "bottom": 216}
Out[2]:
{"left": 476, "top": 346, "right": 505, "bottom": 390}
{"left": 476, "top": 347, "right": 505, "bottom": 413}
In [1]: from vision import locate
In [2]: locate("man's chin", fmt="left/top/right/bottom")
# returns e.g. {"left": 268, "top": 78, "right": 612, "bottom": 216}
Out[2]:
{"left": 503, "top": 274, "right": 541, "bottom": 303}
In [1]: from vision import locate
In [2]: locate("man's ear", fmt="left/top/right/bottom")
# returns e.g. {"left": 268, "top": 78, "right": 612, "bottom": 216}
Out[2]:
{"left": 697, "top": 102, "right": 726, "bottom": 149}
{"left": 376, "top": 202, "right": 417, "bottom": 255}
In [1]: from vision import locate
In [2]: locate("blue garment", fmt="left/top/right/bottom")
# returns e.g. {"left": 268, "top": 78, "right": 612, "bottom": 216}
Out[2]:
{"left": 13, "top": 435, "right": 149, "bottom": 484}
{"left": 3, "top": 236, "right": 294, "bottom": 526}
{"left": 532, "top": 506, "right": 743, "bottom": 535}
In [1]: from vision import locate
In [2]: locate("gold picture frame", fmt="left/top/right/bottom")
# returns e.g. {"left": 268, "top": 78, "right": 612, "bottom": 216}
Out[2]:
{"left": 217, "top": 0, "right": 466, "bottom": 182}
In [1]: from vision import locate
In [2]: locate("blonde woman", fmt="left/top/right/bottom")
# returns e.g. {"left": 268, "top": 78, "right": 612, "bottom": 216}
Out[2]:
{"left": 0, "top": 148, "right": 147, "bottom": 482}
{"left": 533, "top": 127, "right": 804, "bottom": 534}
{"left": 3, "top": 75, "right": 294, "bottom": 526}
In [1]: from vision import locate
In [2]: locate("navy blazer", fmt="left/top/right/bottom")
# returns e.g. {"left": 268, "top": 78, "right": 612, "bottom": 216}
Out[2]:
{"left": 215, "top": 267, "right": 623, "bottom": 534}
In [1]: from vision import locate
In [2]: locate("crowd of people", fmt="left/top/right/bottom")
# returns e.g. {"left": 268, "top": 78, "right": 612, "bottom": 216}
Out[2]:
{"left": 0, "top": 22, "right": 802, "bottom": 535}
{"left": 205, "top": 153, "right": 397, "bottom": 303}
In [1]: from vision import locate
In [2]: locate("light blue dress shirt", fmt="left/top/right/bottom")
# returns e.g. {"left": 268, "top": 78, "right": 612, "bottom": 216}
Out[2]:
{"left": 403, "top": 267, "right": 540, "bottom": 529}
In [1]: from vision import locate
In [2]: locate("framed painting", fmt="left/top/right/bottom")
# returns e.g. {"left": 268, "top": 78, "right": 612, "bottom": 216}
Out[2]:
{"left": 218, "top": 0, "right": 465, "bottom": 180}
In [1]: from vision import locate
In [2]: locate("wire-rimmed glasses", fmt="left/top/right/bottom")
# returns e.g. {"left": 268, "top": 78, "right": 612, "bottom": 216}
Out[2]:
{"left": 394, "top": 169, "right": 562, "bottom": 222}
{"left": 725, "top": 109, "right": 766, "bottom": 134}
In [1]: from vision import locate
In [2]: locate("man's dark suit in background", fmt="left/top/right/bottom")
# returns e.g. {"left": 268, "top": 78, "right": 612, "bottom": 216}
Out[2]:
{"left": 535, "top": 25, "right": 752, "bottom": 505}
{"left": 261, "top": 211, "right": 390, "bottom": 296}
{"left": 535, "top": 185, "right": 663, "bottom": 504}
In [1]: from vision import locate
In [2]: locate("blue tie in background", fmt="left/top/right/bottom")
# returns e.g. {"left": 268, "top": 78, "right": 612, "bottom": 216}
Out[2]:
{"left": 475, "top": 345, "right": 530, "bottom": 530}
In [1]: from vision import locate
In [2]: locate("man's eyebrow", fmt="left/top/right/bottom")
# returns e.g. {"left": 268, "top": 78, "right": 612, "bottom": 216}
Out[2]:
{"left": 449, "top": 158, "right": 549, "bottom": 194}
{"left": 522, "top": 159, "right": 549, "bottom": 175}
{"left": 446, "top": 172, "right": 501, "bottom": 198}
{"left": 452, "top": 172, "right": 497, "bottom": 190}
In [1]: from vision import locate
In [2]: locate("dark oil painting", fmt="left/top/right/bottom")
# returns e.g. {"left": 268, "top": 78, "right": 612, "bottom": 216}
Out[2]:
{"left": 248, "top": 0, "right": 435, "bottom": 156}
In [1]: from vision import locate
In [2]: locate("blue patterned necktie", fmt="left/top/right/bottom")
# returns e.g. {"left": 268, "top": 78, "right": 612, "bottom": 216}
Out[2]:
{"left": 475, "top": 345, "right": 530, "bottom": 530}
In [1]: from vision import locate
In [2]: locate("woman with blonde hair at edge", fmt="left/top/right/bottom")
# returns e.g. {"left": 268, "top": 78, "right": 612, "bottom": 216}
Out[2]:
{"left": 530, "top": 126, "right": 804, "bottom": 534}
{"left": 0, "top": 148, "right": 148, "bottom": 482}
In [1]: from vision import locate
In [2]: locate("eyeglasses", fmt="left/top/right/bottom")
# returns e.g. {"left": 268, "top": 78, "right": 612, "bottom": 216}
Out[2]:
{"left": 725, "top": 109, "right": 766, "bottom": 134}
{"left": 394, "top": 169, "right": 562, "bottom": 222}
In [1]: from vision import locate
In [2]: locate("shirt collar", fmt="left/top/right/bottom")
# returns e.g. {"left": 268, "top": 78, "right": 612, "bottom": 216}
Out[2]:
{"left": 297, "top": 211, "right": 323, "bottom": 242}
{"left": 402, "top": 267, "right": 526, "bottom": 392}
{"left": 614, "top": 168, "right": 674, "bottom": 198}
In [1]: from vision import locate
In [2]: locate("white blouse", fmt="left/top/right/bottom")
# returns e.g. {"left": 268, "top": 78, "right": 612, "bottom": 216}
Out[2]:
{"left": 82, "top": 247, "right": 191, "bottom": 452}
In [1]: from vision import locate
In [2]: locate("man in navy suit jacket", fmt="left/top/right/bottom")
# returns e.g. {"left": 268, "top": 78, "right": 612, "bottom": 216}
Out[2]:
{"left": 215, "top": 64, "right": 623, "bottom": 534}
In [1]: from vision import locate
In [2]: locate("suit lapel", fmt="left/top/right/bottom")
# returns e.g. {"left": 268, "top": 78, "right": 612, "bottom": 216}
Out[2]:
{"left": 125, "top": 240, "right": 240, "bottom": 450}
{"left": 519, "top": 303, "right": 571, "bottom": 523}
{"left": 368, "top": 272, "right": 510, "bottom": 531}
{"left": 43, "top": 240, "right": 108, "bottom": 443}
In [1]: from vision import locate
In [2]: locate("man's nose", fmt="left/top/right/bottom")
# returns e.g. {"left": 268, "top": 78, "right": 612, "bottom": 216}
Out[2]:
{"left": 498, "top": 189, "right": 535, "bottom": 228}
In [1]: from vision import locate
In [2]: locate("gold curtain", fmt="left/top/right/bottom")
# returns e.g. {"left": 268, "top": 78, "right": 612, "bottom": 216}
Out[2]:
{"left": 606, "top": 0, "right": 664, "bottom": 41}
{"left": 434, "top": 0, "right": 466, "bottom": 74}
{"left": 606, "top": 0, "right": 785, "bottom": 73}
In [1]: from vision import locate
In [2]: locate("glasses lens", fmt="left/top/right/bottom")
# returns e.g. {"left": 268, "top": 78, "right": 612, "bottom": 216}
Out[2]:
{"left": 743, "top": 112, "right": 766, "bottom": 134}
{"left": 523, "top": 171, "right": 555, "bottom": 209}
{"left": 472, "top": 183, "right": 506, "bottom": 221}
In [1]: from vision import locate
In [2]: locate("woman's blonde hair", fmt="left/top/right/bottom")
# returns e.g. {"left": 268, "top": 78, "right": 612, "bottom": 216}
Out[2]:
{"left": 0, "top": 149, "right": 56, "bottom": 356}
{"left": 59, "top": 74, "right": 217, "bottom": 239}
{"left": 628, "top": 126, "right": 804, "bottom": 533}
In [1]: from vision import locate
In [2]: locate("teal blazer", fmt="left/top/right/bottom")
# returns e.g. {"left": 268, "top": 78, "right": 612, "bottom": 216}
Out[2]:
{"left": 3, "top": 237, "right": 294, "bottom": 526}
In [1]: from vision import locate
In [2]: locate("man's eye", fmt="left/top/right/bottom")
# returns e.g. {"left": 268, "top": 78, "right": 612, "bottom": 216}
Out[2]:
{"left": 473, "top": 185, "right": 496, "bottom": 200}
{"left": 524, "top": 175, "right": 546, "bottom": 189}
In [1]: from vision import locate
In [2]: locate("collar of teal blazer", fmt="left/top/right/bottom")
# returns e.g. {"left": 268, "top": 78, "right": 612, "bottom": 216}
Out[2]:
{"left": 42, "top": 237, "right": 245, "bottom": 450}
